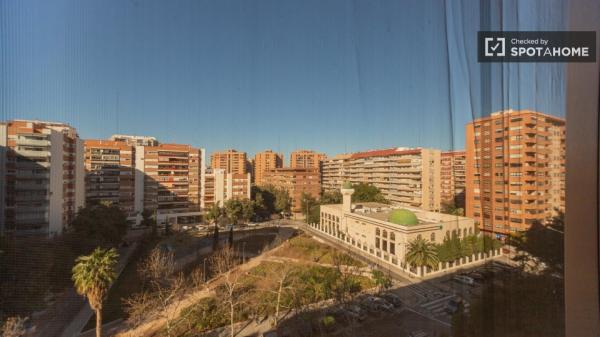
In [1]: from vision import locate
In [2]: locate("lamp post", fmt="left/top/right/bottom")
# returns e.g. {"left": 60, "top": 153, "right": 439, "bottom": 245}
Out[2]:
{"left": 242, "top": 241, "right": 246, "bottom": 263}
{"left": 203, "top": 257, "right": 207, "bottom": 282}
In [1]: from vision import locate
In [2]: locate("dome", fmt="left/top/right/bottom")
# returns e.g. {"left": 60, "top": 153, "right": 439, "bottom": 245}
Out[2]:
{"left": 388, "top": 209, "right": 419, "bottom": 226}
{"left": 342, "top": 181, "right": 353, "bottom": 189}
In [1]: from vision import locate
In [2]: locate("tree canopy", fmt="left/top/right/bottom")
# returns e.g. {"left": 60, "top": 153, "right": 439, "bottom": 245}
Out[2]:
{"left": 69, "top": 203, "right": 128, "bottom": 247}
{"left": 350, "top": 183, "right": 389, "bottom": 204}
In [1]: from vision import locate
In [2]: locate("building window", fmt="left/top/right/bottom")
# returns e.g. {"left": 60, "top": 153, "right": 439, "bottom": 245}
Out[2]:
{"left": 390, "top": 243, "right": 395, "bottom": 255}
{"left": 376, "top": 228, "right": 380, "bottom": 236}
{"left": 382, "top": 230, "right": 387, "bottom": 239}
{"left": 430, "top": 233, "right": 436, "bottom": 242}
{"left": 375, "top": 237, "right": 380, "bottom": 249}
{"left": 382, "top": 240, "right": 387, "bottom": 252}
{"left": 390, "top": 232, "right": 395, "bottom": 241}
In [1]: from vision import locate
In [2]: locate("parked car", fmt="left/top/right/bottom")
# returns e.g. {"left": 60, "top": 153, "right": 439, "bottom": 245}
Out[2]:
{"left": 445, "top": 298, "right": 464, "bottom": 314}
{"left": 345, "top": 305, "right": 367, "bottom": 321}
{"left": 362, "top": 296, "right": 393, "bottom": 312}
{"left": 453, "top": 275, "right": 475, "bottom": 286}
{"left": 381, "top": 293, "right": 403, "bottom": 307}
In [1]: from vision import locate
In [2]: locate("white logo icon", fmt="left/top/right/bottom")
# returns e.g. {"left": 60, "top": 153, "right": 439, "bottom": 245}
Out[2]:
{"left": 485, "top": 37, "right": 505, "bottom": 57}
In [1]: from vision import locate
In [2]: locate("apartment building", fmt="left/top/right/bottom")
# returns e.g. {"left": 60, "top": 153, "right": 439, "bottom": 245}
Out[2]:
{"left": 134, "top": 144, "right": 206, "bottom": 226}
{"left": 289, "top": 150, "right": 326, "bottom": 169}
{"left": 203, "top": 168, "right": 251, "bottom": 208}
{"left": 253, "top": 150, "right": 283, "bottom": 186}
{"left": 322, "top": 153, "right": 351, "bottom": 190}
{"left": 211, "top": 149, "right": 248, "bottom": 174}
{"left": 0, "top": 120, "right": 85, "bottom": 235}
{"left": 465, "top": 110, "right": 566, "bottom": 236}
{"left": 110, "top": 134, "right": 158, "bottom": 146}
{"left": 83, "top": 140, "right": 136, "bottom": 216}
{"left": 322, "top": 148, "right": 441, "bottom": 211}
{"left": 440, "top": 151, "right": 466, "bottom": 208}
{"left": 263, "top": 167, "right": 321, "bottom": 213}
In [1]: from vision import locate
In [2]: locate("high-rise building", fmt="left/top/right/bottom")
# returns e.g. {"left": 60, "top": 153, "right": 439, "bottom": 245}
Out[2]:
{"left": 0, "top": 120, "right": 85, "bottom": 235}
{"left": 211, "top": 149, "right": 248, "bottom": 174}
{"left": 134, "top": 144, "right": 206, "bottom": 226}
{"left": 465, "top": 110, "right": 566, "bottom": 236}
{"left": 289, "top": 150, "right": 326, "bottom": 169}
{"left": 110, "top": 134, "right": 159, "bottom": 147}
{"left": 322, "top": 148, "right": 441, "bottom": 211}
{"left": 263, "top": 167, "right": 321, "bottom": 213}
{"left": 253, "top": 150, "right": 283, "bottom": 186}
{"left": 440, "top": 151, "right": 466, "bottom": 208}
{"left": 203, "top": 168, "right": 251, "bottom": 208}
{"left": 322, "top": 153, "right": 351, "bottom": 190}
{"left": 83, "top": 140, "right": 136, "bottom": 217}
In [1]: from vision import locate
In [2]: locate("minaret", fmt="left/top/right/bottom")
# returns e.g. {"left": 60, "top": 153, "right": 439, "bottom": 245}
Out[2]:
{"left": 341, "top": 181, "right": 354, "bottom": 213}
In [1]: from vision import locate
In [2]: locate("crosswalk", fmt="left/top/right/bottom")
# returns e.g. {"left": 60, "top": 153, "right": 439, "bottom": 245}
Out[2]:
{"left": 420, "top": 295, "right": 470, "bottom": 320}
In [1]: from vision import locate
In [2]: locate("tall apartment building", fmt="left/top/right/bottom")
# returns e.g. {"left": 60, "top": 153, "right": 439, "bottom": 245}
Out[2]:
{"left": 110, "top": 134, "right": 158, "bottom": 146}
{"left": 440, "top": 151, "right": 466, "bottom": 208}
{"left": 84, "top": 140, "right": 136, "bottom": 217}
{"left": 134, "top": 144, "right": 206, "bottom": 226}
{"left": 253, "top": 150, "right": 283, "bottom": 186}
{"left": 289, "top": 150, "right": 326, "bottom": 169}
{"left": 0, "top": 120, "right": 85, "bottom": 235}
{"left": 322, "top": 153, "right": 351, "bottom": 190}
{"left": 263, "top": 168, "right": 321, "bottom": 213}
{"left": 322, "top": 148, "right": 441, "bottom": 211}
{"left": 465, "top": 110, "right": 566, "bottom": 236}
{"left": 203, "top": 168, "right": 251, "bottom": 208}
{"left": 211, "top": 149, "right": 248, "bottom": 174}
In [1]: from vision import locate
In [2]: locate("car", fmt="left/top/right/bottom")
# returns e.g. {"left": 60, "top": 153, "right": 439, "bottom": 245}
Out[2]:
{"left": 468, "top": 272, "right": 485, "bottom": 282}
{"left": 453, "top": 275, "right": 475, "bottom": 286}
{"left": 381, "top": 293, "right": 403, "bottom": 307}
{"left": 362, "top": 296, "right": 393, "bottom": 312}
{"left": 445, "top": 298, "right": 464, "bottom": 314}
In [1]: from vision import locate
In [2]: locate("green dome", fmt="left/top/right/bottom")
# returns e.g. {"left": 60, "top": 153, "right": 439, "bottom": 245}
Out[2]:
{"left": 342, "top": 181, "right": 353, "bottom": 189}
{"left": 388, "top": 209, "right": 419, "bottom": 226}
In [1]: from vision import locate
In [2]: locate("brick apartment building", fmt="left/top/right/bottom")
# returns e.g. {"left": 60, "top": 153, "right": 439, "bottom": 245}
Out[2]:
{"left": 263, "top": 167, "right": 321, "bottom": 213}
{"left": 211, "top": 149, "right": 248, "bottom": 174}
{"left": 289, "top": 150, "right": 326, "bottom": 169}
{"left": 0, "top": 120, "right": 85, "bottom": 235}
{"left": 253, "top": 150, "right": 283, "bottom": 186}
{"left": 83, "top": 140, "right": 136, "bottom": 217}
{"left": 322, "top": 148, "right": 441, "bottom": 211}
{"left": 465, "top": 110, "right": 565, "bottom": 236}
{"left": 440, "top": 151, "right": 466, "bottom": 208}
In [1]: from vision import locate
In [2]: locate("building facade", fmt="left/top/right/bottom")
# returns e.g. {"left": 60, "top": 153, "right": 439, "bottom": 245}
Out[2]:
{"left": 440, "top": 150, "right": 466, "bottom": 208}
{"left": 322, "top": 153, "right": 351, "bottom": 191}
{"left": 322, "top": 148, "right": 441, "bottom": 211}
{"left": 311, "top": 184, "right": 475, "bottom": 268}
{"left": 110, "top": 134, "right": 159, "bottom": 147}
{"left": 211, "top": 149, "right": 248, "bottom": 174}
{"left": 465, "top": 110, "right": 566, "bottom": 236}
{"left": 203, "top": 168, "right": 251, "bottom": 208}
{"left": 134, "top": 144, "right": 206, "bottom": 226}
{"left": 83, "top": 140, "right": 136, "bottom": 216}
{"left": 0, "top": 120, "right": 85, "bottom": 235}
{"left": 253, "top": 150, "right": 283, "bottom": 186}
{"left": 289, "top": 150, "right": 326, "bottom": 169}
{"left": 263, "top": 167, "right": 321, "bottom": 213}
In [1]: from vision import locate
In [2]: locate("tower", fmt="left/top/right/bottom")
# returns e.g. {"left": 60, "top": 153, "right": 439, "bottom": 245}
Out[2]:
{"left": 341, "top": 181, "right": 354, "bottom": 213}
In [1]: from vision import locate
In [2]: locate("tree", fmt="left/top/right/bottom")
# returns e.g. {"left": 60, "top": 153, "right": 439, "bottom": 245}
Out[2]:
{"left": 350, "top": 183, "right": 388, "bottom": 204}
{"left": 0, "top": 316, "right": 27, "bottom": 337}
{"left": 241, "top": 198, "right": 256, "bottom": 223}
{"left": 320, "top": 190, "right": 342, "bottom": 205}
{"left": 441, "top": 201, "right": 465, "bottom": 216}
{"left": 141, "top": 209, "right": 157, "bottom": 237}
{"left": 210, "top": 246, "right": 244, "bottom": 337}
{"left": 206, "top": 204, "right": 222, "bottom": 251}
{"left": 371, "top": 269, "right": 392, "bottom": 293}
{"left": 69, "top": 203, "right": 128, "bottom": 247}
{"left": 72, "top": 247, "right": 119, "bottom": 337}
{"left": 125, "top": 248, "right": 190, "bottom": 337}
{"left": 274, "top": 188, "right": 292, "bottom": 214}
{"left": 300, "top": 192, "right": 319, "bottom": 224}
{"left": 405, "top": 237, "right": 439, "bottom": 271}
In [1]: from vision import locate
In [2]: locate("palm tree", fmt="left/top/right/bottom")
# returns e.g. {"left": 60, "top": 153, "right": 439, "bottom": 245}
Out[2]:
{"left": 206, "top": 203, "right": 222, "bottom": 250}
{"left": 405, "top": 237, "right": 439, "bottom": 273}
{"left": 72, "top": 247, "right": 119, "bottom": 337}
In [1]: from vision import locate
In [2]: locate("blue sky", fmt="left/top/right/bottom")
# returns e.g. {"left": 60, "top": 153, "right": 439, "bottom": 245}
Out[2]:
{"left": 0, "top": 0, "right": 566, "bottom": 158}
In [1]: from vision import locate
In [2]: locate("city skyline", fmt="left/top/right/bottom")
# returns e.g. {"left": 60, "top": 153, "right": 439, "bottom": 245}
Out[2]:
{"left": 1, "top": 0, "right": 567, "bottom": 157}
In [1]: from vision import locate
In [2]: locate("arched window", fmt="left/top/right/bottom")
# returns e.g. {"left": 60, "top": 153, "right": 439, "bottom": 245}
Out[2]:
{"left": 452, "top": 229, "right": 457, "bottom": 238}
{"left": 463, "top": 228, "right": 468, "bottom": 237}
{"left": 376, "top": 228, "right": 380, "bottom": 236}
{"left": 390, "top": 232, "right": 395, "bottom": 241}
{"left": 468, "top": 227, "right": 473, "bottom": 235}
{"left": 446, "top": 230, "right": 450, "bottom": 238}
{"left": 417, "top": 234, "right": 422, "bottom": 240}
{"left": 382, "top": 230, "right": 387, "bottom": 238}
{"left": 430, "top": 233, "right": 436, "bottom": 242}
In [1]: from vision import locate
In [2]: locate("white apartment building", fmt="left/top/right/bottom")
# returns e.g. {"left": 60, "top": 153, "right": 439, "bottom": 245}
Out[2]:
{"left": 0, "top": 120, "right": 85, "bottom": 235}
{"left": 323, "top": 148, "right": 442, "bottom": 211}
{"left": 203, "top": 168, "right": 251, "bottom": 208}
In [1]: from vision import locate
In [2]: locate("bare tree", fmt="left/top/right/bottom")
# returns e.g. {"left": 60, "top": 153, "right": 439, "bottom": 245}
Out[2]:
{"left": 210, "top": 246, "right": 245, "bottom": 337}
{"left": 0, "top": 316, "right": 27, "bottom": 337}
{"left": 124, "top": 248, "right": 189, "bottom": 337}
{"left": 332, "top": 252, "right": 363, "bottom": 304}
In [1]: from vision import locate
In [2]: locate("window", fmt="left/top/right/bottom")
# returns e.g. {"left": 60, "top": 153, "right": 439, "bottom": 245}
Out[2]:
{"left": 430, "top": 233, "right": 436, "bottom": 242}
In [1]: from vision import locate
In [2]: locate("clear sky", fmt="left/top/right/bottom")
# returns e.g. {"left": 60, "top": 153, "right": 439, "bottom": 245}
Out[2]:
{"left": 0, "top": 0, "right": 566, "bottom": 159}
